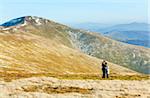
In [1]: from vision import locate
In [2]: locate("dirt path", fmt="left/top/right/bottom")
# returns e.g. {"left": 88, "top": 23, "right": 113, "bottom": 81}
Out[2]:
{"left": 0, "top": 77, "right": 149, "bottom": 98}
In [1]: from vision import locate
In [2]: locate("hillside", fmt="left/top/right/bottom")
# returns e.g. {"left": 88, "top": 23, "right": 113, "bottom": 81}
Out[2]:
{"left": 0, "top": 29, "right": 138, "bottom": 76}
{"left": 0, "top": 16, "right": 149, "bottom": 74}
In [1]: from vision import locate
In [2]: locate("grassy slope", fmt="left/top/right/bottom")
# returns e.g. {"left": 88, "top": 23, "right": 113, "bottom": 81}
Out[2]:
{"left": 2, "top": 16, "right": 149, "bottom": 81}
{"left": 0, "top": 32, "right": 140, "bottom": 81}
{"left": 0, "top": 33, "right": 97, "bottom": 73}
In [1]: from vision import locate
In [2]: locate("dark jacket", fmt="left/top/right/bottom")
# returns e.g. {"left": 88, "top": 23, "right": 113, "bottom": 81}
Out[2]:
{"left": 102, "top": 62, "right": 106, "bottom": 70}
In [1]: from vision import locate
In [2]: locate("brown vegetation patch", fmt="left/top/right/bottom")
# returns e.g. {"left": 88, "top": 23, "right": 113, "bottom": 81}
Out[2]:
{"left": 22, "top": 84, "right": 93, "bottom": 94}
{"left": 116, "top": 93, "right": 141, "bottom": 98}
{"left": 0, "top": 72, "right": 149, "bottom": 82}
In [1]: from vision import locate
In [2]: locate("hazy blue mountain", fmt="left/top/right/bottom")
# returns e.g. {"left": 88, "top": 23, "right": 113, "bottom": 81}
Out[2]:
{"left": 99, "top": 22, "right": 150, "bottom": 32}
{"left": 99, "top": 22, "right": 150, "bottom": 48}
{"left": 69, "top": 22, "right": 111, "bottom": 31}
{"left": 71, "top": 22, "right": 150, "bottom": 48}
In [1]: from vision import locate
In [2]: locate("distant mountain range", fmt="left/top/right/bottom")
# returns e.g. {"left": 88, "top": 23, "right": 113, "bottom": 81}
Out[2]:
{"left": 69, "top": 22, "right": 111, "bottom": 31}
{"left": 0, "top": 16, "right": 150, "bottom": 74}
{"left": 71, "top": 22, "right": 150, "bottom": 48}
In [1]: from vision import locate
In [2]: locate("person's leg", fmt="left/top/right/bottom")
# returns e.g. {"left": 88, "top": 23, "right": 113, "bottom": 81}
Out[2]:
{"left": 102, "top": 69, "right": 105, "bottom": 78}
{"left": 105, "top": 69, "right": 107, "bottom": 77}
{"left": 106, "top": 70, "right": 109, "bottom": 78}
{"left": 104, "top": 69, "right": 106, "bottom": 78}
{"left": 107, "top": 74, "right": 109, "bottom": 78}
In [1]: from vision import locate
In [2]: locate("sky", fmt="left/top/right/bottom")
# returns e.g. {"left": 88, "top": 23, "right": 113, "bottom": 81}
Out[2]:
{"left": 0, "top": 0, "right": 149, "bottom": 24}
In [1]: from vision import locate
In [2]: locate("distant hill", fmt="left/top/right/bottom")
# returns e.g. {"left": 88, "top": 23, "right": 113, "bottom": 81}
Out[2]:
{"left": 71, "top": 22, "right": 150, "bottom": 48}
{"left": 69, "top": 22, "right": 110, "bottom": 31}
{"left": 99, "top": 22, "right": 150, "bottom": 32}
{"left": 0, "top": 16, "right": 150, "bottom": 74}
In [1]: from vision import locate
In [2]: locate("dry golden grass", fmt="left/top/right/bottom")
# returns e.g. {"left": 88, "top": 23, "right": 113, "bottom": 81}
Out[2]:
{"left": 115, "top": 93, "right": 142, "bottom": 98}
{"left": 0, "top": 33, "right": 100, "bottom": 74}
{"left": 21, "top": 84, "right": 93, "bottom": 94}
{"left": 0, "top": 71, "right": 149, "bottom": 82}
{"left": 0, "top": 33, "right": 138, "bottom": 74}
{"left": 0, "top": 33, "right": 141, "bottom": 83}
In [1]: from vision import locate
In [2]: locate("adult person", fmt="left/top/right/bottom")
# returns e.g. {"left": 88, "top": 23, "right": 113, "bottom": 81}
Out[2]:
{"left": 105, "top": 62, "right": 109, "bottom": 78}
{"left": 101, "top": 60, "right": 109, "bottom": 78}
{"left": 101, "top": 60, "right": 106, "bottom": 78}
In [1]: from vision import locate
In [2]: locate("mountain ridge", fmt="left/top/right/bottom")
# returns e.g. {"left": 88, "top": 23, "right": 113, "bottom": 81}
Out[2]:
{"left": 0, "top": 16, "right": 150, "bottom": 74}
{"left": 70, "top": 22, "right": 150, "bottom": 48}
